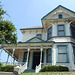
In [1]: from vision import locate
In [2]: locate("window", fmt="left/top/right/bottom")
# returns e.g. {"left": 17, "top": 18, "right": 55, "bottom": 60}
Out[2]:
{"left": 58, "top": 14, "right": 63, "bottom": 19}
{"left": 73, "top": 47, "right": 75, "bottom": 63}
{"left": 57, "top": 45, "right": 68, "bottom": 62}
{"left": 57, "top": 25, "right": 65, "bottom": 36}
{"left": 23, "top": 52, "right": 27, "bottom": 62}
{"left": 71, "top": 26, "right": 75, "bottom": 38}
{"left": 47, "top": 27, "right": 52, "bottom": 40}
{"left": 36, "top": 34, "right": 42, "bottom": 39}
{"left": 46, "top": 48, "right": 52, "bottom": 63}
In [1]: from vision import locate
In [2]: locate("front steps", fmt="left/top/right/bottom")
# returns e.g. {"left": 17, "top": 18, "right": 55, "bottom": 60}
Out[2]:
{"left": 24, "top": 69, "right": 35, "bottom": 73}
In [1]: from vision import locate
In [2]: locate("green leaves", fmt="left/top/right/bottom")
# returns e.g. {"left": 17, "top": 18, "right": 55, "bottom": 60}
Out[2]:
{"left": 0, "top": 21, "right": 17, "bottom": 44}
{"left": 0, "top": 2, "right": 17, "bottom": 45}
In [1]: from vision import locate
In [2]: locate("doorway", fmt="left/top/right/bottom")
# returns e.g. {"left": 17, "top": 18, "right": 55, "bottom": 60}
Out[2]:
{"left": 32, "top": 52, "right": 44, "bottom": 69}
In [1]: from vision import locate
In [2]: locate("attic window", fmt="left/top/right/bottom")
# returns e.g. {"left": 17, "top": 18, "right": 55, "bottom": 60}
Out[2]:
{"left": 36, "top": 34, "right": 42, "bottom": 39}
{"left": 58, "top": 14, "right": 63, "bottom": 19}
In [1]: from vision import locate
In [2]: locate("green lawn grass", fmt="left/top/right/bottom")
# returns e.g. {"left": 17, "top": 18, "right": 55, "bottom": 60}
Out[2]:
{"left": 20, "top": 72, "right": 75, "bottom": 75}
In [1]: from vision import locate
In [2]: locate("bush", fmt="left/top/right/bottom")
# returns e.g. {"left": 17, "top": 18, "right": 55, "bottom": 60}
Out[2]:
{"left": 40, "top": 65, "right": 69, "bottom": 72}
{"left": 0, "top": 63, "right": 3, "bottom": 71}
{"left": 0, "top": 65, "right": 16, "bottom": 72}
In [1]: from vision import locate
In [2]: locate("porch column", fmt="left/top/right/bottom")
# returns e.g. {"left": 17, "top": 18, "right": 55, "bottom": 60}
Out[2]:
{"left": 26, "top": 47, "right": 30, "bottom": 64}
{"left": 52, "top": 44, "right": 56, "bottom": 65}
{"left": 12, "top": 48, "right": 15, "bottom": 64}
{"left": 6, "top": 54, "right": 9, "bottom": 64}
{"left": 40, "top": 46, "right": 43, "bottom": 64}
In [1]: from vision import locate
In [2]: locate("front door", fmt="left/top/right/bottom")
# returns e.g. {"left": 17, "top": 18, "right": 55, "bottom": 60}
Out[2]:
{"left": 32, "top": 52, "right": 40, "bottom": 69}
{"left": 32, "top": 52, "right": 44, "bottom": 69}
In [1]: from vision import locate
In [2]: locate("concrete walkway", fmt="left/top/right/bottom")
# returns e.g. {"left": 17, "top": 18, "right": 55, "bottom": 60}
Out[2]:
{"left": 0, "top": 72, "right": 15, "bottom": 75}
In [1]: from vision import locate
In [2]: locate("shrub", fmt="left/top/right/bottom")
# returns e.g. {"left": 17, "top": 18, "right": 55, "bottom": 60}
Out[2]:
{"left": 1, "top": 65, "right": 16, "bottom": 72}
{"left": 40, "top": 65, "right": 69, "bottom": 72}
{"left": 0, "top": 63, "right": 3, "bottom": 71}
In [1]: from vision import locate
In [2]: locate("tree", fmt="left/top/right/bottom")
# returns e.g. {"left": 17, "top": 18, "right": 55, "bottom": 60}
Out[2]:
{"left": 0, "top": 3, "right": 17, "bottom": 45}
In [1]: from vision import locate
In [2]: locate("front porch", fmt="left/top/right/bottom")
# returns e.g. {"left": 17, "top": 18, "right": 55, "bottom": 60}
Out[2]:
{"left": 2, "top": 40, "right": 54, "bottom": 73}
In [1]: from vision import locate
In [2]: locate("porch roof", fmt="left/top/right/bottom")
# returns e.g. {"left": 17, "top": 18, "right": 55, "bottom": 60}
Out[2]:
{"left": 2, "top": 41, "right": 54, "bottom": 61}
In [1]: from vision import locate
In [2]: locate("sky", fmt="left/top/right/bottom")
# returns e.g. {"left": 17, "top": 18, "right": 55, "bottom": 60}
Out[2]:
{"left": 0, "top": 0, "right": 75, "bottom": 63}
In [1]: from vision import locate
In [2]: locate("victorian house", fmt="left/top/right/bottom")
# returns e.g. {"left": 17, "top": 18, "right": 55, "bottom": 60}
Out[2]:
{"left": 2, "top": 5, "right": 75, "bottom": 73}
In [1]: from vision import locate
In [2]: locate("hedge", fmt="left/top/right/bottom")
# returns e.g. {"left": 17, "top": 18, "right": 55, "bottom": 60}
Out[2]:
{"left": 0, "top": 63, "right": 16, "bottom": 72}
{"left": 40, "top": 65, "right": 69, "bottom": 72}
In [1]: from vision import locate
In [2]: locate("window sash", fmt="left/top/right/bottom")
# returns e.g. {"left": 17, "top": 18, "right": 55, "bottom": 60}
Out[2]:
{"left": 36, "top": 34, "right": 42, "bottom": 38}
{"left": 59, "top": 15, "right": 62, "bottom": 19}
{"left": 58, "top": 54, "right": 67, "bottom": 62}
{"left": 47, "top": 27, "right": 52, "bottom": 40}
{"left": 57, "top": 45, "right": 68, "bottom": 62}
{"left": 58, "top": 25, "right": 65, "bottom": 36}
{"left": 46, "top": 49, "right": 52, "bottom": 63}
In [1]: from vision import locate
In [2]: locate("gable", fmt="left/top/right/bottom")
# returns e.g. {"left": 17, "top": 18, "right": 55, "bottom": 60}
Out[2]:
{"left": 47, "top": 12, "right": 73, "bottom": 19}
{"left": 26, "top": 37, "right": 45, "bottom": 43}
{"left": 41, "top": 5, "right": 75, "bottom": 20}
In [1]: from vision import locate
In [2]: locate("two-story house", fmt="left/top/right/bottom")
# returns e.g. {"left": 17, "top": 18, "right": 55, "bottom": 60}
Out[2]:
{"left": 2, "top": 5, "right": 75, "bottom": 73}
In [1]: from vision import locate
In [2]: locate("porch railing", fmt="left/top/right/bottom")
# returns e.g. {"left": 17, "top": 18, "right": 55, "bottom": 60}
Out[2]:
{"left": 35, "top": 63, "right": 52, "bottom": 73}
{"left": 14, "top": 62, "right": 28, "bottom": 74}
{"left": 35, "top": 62, "right": 41, "bottom": 73}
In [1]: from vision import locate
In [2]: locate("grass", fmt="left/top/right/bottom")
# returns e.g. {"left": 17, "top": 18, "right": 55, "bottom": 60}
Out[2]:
{"left": 20, "top": 72, "right": 75, "bottom": 75}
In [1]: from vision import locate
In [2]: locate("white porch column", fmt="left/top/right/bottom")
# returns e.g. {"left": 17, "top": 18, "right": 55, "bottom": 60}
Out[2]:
{"left": 12, "top": 48, "right": 15, "bottom": 64}
{"left": 40, "top": 46, "right": 43, "bottom": 64}
{"left": 52, "top": 44, "right": 56, "bottom": 65}
{"left": 26, "top": 46, "right": 30, "bottom": 63}
{"left": 69, "top": 44, "right": 74, "bottom": 70}
{"left": 6, "top": 54, "right": 9, "bottom": 64}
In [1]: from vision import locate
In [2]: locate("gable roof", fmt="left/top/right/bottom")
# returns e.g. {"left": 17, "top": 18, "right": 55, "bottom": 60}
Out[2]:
{"left": 26, "top": 36, "right": 45, "bottom": 42}
{"left": 41, "top": 5, "right": 75, "bottom": 20}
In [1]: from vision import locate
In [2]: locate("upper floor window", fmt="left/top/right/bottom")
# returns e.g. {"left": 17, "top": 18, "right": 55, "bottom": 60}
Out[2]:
{"left": 36, "top": 34, "right": 42, "bottom": 39}
{"left": 58, "top": 14, "right": 63, "bottom": 19}
{"left": 57, "top": 45, "right": 69, "bottom": 62}
{"left": 47, "top": 26, "right": 52, "bottom": 40}
{"left": 71, "top": 26, "right": 75, "bottom": 39}
{"left": 57, "top": 25, "right": 65, "bottom": 36}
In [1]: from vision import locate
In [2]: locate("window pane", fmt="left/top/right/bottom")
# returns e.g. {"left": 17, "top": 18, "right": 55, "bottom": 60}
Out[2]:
{"left": 23, "top": 52, "right": 27, "bottom": 62}
{"left": 58, "top": 54, "right": 67, "bottom": 62}
{"left": 58, "top": 26, "right": 64, "bottom": 30}
{"left": 48, "top": 49, "right": 51, "bottom": 55}
{"left": 58, "top": 31, "right": 64, "bottom": 36}
{"left": 47, "top": 55, "right": 51, "bottom": 63}
{"left": 47, "top": 48, "right": 51, "bottom": 63}
{"left": 36, "top": 34, "right": 42, "bottom": 38}
{"left": 47, "top": 27, "right": 52, "bottom": 40}
{"left": 59, "top": 15, "right": 62, "bottom": 19}
{"left": 58, "top": 46, "right": 67, "bottom": 53}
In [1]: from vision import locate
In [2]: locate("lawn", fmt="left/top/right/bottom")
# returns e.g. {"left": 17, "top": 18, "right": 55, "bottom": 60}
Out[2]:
{"left": 20, "top": 72, "right": 75, "bottom": 75}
